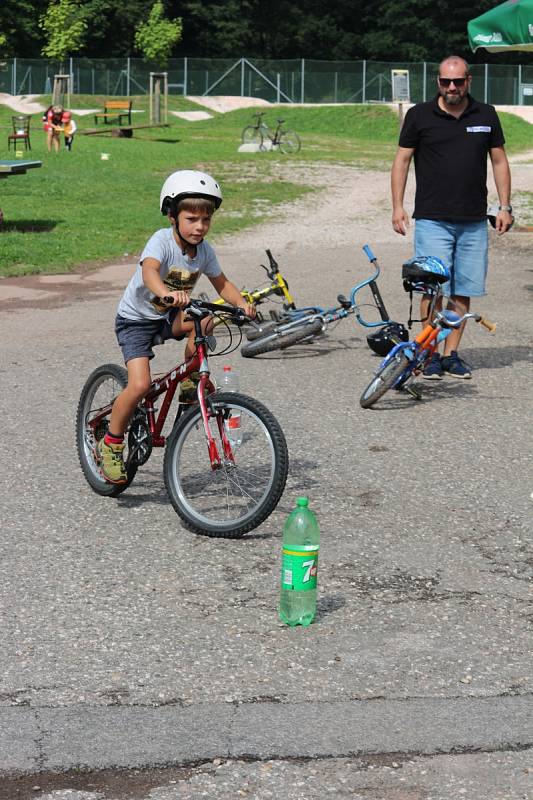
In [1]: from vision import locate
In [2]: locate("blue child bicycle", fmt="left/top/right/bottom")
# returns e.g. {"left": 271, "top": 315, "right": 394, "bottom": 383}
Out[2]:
{"left": 240, "top": 245, "right": 408, "bottom": 358}
{"left": 359, "top": 253, "right": 497, "bottom": 408}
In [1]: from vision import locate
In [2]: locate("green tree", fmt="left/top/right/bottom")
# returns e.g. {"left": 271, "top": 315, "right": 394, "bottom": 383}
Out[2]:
{"left": 39, "top": 0, "right": 87, "bottom": 65}
{"left": 134, "top": 0, "right": 182, "bottom": 66}
{"left": 0, "top": 0, "right": 48, "bottom": 57}
{"left": 81, "top": 0, "right": 152, "bottom": 57}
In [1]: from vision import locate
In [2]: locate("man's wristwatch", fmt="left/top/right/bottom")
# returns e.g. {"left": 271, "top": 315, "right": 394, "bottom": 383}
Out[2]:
{"left": 499, "top": 204, "right": 513, "bottom": 213}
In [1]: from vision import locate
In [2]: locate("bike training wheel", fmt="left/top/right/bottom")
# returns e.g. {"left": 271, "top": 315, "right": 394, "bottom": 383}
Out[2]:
{"left": 76, "top": 363, "right": 138, "bottom": 497}
{"left": 241, "top": 126, "right": 263, "bottom": 148}
{"left": 359, "top": 352, "right": 412, "bottom": 409}
{"left": 163, "top": 391, "right": 289, "bottom": 538}
{"left": 241, "top": 318, "right": 323, "bottom": 358}
{"left": 278, "top": 130, "right": 301, "bottom": 154}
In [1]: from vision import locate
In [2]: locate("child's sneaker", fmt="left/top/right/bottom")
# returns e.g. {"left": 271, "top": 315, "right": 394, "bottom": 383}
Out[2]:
{"left": 441, "top": 351, "right": 472, "bottom": 379}
{"left": 422, "top": 352, "right": 443, "bottom": 380}
{"left": 97, "top": 438, "right": 127, "bottom": 484}
{"left": 179, "top": 371, "right": 200, "bottom": 404}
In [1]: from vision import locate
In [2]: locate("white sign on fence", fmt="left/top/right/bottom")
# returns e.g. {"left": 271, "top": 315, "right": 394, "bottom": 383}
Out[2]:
{"left": 391, "top": 69, "right": 410, "bottom": 103}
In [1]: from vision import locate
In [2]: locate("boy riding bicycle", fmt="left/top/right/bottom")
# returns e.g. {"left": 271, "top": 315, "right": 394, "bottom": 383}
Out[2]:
{"left": 98, "top": 169, "right": 256, "bottom": 485}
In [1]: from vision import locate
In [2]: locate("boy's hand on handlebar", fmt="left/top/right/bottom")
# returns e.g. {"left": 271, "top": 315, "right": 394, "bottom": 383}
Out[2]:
{"left": 239, "top": 302, "right": 257, "bottom": 319}
{"left": 166, "top": 290, "right": 190, "bottom": 308}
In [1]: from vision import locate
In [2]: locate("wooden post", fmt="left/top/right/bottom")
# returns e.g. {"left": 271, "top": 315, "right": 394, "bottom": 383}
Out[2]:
{"left": 150, "top": 72, "right": 168, "bottom": 125}
{"left": 52, "top": 74, "right": 71, "bottom": 108}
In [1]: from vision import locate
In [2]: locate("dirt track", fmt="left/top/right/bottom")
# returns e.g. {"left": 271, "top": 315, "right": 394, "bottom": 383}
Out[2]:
{"left": 1, "top": 156, "right": 532, "bottom": 308}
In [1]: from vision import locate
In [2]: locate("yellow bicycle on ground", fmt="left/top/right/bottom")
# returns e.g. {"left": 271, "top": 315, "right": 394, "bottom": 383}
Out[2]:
{"left": 200, "top": 248, "right": 296, "bottom": 323}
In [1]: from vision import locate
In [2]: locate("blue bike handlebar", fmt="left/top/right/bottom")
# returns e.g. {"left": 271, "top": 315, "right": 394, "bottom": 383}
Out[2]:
{"left": 363, "top": 244, "right": 376, "bottom": 262}
{"left": 346, "top": 244, "right": 388, "bottom": 328}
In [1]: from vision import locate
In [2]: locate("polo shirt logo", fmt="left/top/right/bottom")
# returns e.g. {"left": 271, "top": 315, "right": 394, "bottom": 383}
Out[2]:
{"left": 466, "top": 126, "right": 491, "bottom": 133}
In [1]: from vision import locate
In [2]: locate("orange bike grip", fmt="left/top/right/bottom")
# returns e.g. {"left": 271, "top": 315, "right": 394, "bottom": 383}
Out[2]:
{"left": 478, "top": 316, "right": 497, "bottom": 334}
{"left": 414, "top": 324, "right": 435, "bottom": 346}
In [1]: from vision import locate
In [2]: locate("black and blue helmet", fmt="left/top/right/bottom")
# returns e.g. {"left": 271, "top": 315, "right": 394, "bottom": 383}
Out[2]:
{"left": 402, "top": 256, "right": 450, "bottom": 293}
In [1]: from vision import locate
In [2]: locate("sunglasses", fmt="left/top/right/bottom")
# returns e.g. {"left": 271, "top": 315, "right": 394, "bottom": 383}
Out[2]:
{"left": 438, "top": 77, "right": 468, "bottom": 87}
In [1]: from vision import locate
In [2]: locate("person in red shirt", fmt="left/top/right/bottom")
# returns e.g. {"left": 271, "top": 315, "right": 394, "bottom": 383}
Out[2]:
{"left": 42, "top": 104, "right": 69, "bottom": 152}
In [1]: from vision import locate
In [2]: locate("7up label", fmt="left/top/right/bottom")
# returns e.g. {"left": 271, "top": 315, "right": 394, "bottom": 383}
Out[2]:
{"left": 281, "top": 544, "right": 319, "bottom": 591}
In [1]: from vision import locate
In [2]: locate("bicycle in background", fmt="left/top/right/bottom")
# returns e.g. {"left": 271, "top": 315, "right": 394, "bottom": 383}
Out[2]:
{"left": 359, "top": 259, "right": 496, "bottom": 408}
{"left": 76, "top": 299, "right": 289, "bottom": 538}
{"left": 200, "top": 248, "right": 296, "bottom": 325}
{"left": 241, "top": 112, "right": 301, "bottom": 154}
{"left": 240, "top": 245, "right": 406, "bottom": 358}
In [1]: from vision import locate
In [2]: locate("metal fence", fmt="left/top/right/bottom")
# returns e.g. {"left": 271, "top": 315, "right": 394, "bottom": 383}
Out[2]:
{"left": 2, "top": 57, "right": 533, "bottom": 106}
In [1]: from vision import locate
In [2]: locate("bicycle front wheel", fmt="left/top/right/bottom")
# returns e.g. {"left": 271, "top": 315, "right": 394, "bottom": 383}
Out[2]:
{"left": 245, "top": 321, "right": 280, "bottom": 341}
{"left": 164, "top": 392, "right": 289, "bottom": 538}
{"left": 278, "top": 130, "right": 301, "bottom": 154}
{"left": 76, "top": 363, "right": 138, "bottom": 496}
{"left": 241, "top": 126, "right": 263, "bottom": 147}
{"left": 359, "top": 353, "right": 412, "bottom": 409}
{"left": 241, "top": 318, "right": 323, "bottom": 357}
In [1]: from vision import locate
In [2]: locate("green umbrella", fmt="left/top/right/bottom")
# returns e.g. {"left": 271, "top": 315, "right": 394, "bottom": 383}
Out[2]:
{"left": 468, "top": 0, "right": 533, "bottom": 52}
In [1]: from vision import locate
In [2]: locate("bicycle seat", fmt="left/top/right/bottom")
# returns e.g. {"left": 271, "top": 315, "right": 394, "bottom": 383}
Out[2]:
{"left": 277, "top": 118, "right": 285, "bottom": 124}
{"left": 336, "top": 294, "right": 352, "bottom": 310}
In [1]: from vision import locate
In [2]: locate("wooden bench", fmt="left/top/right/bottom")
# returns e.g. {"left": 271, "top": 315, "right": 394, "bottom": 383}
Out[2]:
{"left": 94, "top": 100, "right": 132, "bottom": 126}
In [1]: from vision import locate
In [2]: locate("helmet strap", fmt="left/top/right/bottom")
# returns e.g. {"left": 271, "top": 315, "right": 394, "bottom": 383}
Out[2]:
{"left": 169, "top": 213, "right": 202, "bottom": 255}
{"left": 177, "top": 225, "right": 202, "bottom": 254}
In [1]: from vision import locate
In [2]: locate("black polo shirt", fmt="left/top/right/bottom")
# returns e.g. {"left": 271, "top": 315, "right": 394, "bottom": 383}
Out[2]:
{"left": 399, "top": 94, "right": 505, "bottom": 221}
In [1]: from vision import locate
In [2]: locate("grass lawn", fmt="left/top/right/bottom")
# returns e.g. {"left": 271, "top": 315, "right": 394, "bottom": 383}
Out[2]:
{"left": 0, "top": 96, "right": 531, "bottom": 278}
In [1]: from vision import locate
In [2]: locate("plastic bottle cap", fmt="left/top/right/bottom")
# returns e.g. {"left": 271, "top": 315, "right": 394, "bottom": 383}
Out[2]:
{"left": 296, "top": 497, "right": 309, "bottom": 508}
{"left": 223, "top": 365, "right": 231, "bottom": 372}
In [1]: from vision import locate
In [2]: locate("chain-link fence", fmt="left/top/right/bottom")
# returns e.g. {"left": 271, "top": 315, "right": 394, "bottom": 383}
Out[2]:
{"left": 2, "top": 57, "right": 533, "bottom": 106}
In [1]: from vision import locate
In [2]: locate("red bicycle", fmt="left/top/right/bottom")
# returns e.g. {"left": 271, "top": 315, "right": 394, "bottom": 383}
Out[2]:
{"left": 76, "top": 298, "right": 289, "bottom": 538}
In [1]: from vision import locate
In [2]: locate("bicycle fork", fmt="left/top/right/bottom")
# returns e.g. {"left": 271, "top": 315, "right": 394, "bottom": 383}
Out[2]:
{"left": 194, "top": 348, "right": 236, "bottom": 470}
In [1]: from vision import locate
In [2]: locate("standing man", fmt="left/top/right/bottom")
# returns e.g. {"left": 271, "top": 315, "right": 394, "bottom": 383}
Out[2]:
{"left": 391, "top": 55, "right": 512, "bottom": 379}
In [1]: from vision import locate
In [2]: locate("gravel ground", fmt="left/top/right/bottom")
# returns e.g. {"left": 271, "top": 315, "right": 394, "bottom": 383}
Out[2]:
{"left": 0, "top": 159, "right": 532, "bottom": 799}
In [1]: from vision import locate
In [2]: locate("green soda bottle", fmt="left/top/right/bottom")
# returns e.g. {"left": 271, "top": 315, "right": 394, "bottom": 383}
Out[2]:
{"left": 279, "top": 497, "right": 320, "bottom": 626}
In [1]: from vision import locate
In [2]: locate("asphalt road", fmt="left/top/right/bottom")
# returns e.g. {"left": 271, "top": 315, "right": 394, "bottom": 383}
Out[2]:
{"left": 0, "top": 219, "right": 532, "bottom": 799}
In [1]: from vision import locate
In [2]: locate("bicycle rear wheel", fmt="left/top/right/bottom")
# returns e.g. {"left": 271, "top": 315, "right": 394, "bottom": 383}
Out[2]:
{"left": 359, "top": 353, "right": 412, "bottom": 409}
{"left": 164, "top": 392, "right": 289, "bottom": 538}
{"left": 76, "top": 363, "right": 138, "bottom": 496}
{"left": 241, "top": 126, "right": 263, "bottom": 147}
{"left": 278, "top": 130, "right": 301, "bottom": 154}
{"left": 241, "top": 318, "right": 324, "bottom": 358}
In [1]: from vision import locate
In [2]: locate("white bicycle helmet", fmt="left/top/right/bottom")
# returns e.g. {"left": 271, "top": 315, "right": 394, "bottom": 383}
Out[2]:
{"left": 160, "top": 169, "right": 223, "bottom": 215}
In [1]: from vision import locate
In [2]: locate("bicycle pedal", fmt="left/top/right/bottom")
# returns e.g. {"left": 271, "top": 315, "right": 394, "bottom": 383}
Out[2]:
{"left": 404, "top": 384, "right": 423, "bottom": 400}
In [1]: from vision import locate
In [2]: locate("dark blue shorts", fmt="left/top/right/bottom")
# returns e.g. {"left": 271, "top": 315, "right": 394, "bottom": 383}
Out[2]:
{"left": 115, "top": 312, "right": 185, "bottom": 363}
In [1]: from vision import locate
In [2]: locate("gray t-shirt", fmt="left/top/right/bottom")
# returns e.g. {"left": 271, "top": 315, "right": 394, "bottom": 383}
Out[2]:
{"left": 117, "top": 228, "right": 222, "bottom": 321}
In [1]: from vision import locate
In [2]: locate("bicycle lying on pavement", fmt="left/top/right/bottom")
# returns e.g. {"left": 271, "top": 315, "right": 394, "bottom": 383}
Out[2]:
{"left": 76, "top": 299, "right": 289, "bottom": 538}
{"left": 240, "top": 245, "right": 406, "bottom": 358}
{"left": 241, "top": 112, "right": 301, "bottom": 154}
{"left": 359, "top": 257, "right": 496, "bottom": 409}
{"left": 200, "top": 248, "right": 296, "bottom": 326}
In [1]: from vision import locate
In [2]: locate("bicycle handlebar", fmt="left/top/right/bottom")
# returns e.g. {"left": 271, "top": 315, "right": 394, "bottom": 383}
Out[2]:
{"left": 436, "top": 308, "right": 497, "bottom": 333}
{"left": 477, "top": 315, "right": 497, "bottom": 333}
{"left": 263, "top": 248, "right": 279, "bottom": 277}
{"left": 362, "top": 244, "right": 377, "bottom": 262}
{"left": 158, "top": 296, "right": 250, "bottom": 323}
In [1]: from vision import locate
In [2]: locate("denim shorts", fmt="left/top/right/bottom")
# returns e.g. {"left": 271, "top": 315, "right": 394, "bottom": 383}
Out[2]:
{"left": 115, "top": 311, "right": 184, "bottom": 363}
{"left": 414, "top": 219, "right": 488, "bottom": 297}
